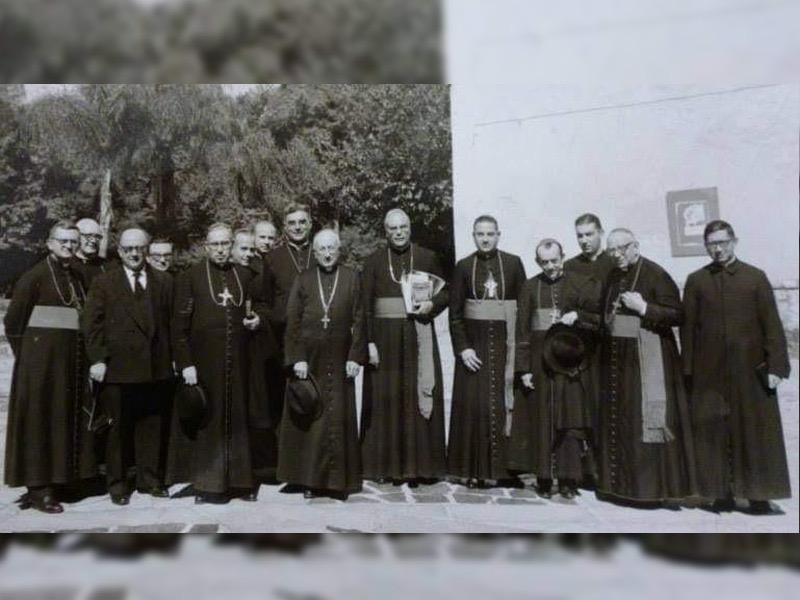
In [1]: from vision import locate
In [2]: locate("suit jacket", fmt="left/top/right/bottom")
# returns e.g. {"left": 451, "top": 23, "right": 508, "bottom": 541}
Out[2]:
{"left": 83, "top": 264, "right": 174, "bottom": 384}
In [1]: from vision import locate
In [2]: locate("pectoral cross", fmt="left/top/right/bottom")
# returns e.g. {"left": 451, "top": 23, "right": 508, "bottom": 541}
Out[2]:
{"left": 484, "top": 272, "right": 498, "bottom": 299}
{"left": 321, "top": 313, "right": 331, "bottom": 329}
{"left": 218, "top": 287, "right": 234, "bottom": 307}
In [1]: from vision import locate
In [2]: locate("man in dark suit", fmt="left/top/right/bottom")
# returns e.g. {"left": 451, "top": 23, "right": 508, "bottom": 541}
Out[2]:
{"left": 83, "top": 227, "right": 174, "bottom": 505}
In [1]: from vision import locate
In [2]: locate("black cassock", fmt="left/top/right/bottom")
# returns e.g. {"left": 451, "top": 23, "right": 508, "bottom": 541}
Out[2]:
{"left": 598, "top": 257, "right": 696, "bottom": 501}
{"left": 682, "top": 260, "right": 791, "bottom": 500}
{"left": 71, "top": 255, "right": 108, "bottom": 289}
{"left": 360, "top": 243, "right": 449, "bottom": 481}
{"left": 167, "top": 261, "right": 260, "bottom": 494}
{"left": 508, "top": 271, "right": 597, "bottom": 482}
{"left": 3, "top": 257, "right": 96, "bottom": 489}
{"left": 277, "top": 265, "right": 367, "bottom": 493}
{"left": 447, "top": 249, "right": 526, "bottom": 481}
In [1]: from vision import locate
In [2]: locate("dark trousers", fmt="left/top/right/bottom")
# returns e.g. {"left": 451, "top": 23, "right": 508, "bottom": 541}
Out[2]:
{"left": 103, "top": 381, "right": 170, "bottom": 495}
{"left": 553, "top": 428, "right": 590, "bottom": 481}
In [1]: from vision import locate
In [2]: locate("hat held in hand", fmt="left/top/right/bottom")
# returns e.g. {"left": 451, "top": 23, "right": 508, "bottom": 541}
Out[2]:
{"left": 542, "top": 323, "right": 593, "bottom": 378}
{"left": 286, "top": 373, "right": 322, "bottom": 420}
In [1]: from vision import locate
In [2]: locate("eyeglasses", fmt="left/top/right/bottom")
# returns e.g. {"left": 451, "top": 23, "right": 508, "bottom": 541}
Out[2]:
{"left": 705, "top": 239, "right": 734, "bottom": 249}
{"left": 206, "top": 241, "right": 232, "bottom": 249}
{"left": 119, "top": 245, "right": 147, "bottom": 254}
{"left": 50, "top": 238, "right": 78, "bottom": 246}
{"left": 80, "top": 234, "right": 103, "bottom": 242}
{"left": 606, "top": 242, "right": 635, "bottom": 257}
{"left": 149, "top": 253, "right": 173, "bottom": 259}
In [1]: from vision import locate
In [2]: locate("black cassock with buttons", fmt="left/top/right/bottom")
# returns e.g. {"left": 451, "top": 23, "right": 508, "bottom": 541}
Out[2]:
{"left": 448, "top": 249, "right": 526, "bottom": 481}
{"left": 167, "top": 261, "right": 259, "bottom": 495}
{"left": 277, "top": 265, "right": 367, "bottom": 494}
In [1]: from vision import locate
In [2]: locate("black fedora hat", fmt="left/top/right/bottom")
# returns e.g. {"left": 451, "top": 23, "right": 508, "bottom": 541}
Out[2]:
{"left": 286, "top": 374, "right": 322, "bottom": 419}
{"left": 176, "top": 382, "right": 209, "bottom": 426}
{"left": 542, "top": 323, "right": 593, "bottom": 378}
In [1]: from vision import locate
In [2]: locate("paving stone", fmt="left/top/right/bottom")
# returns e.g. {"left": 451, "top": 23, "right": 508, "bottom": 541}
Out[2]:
{"left": 496, "top": 497, "right": 542, "bottom": 505}
{"left": 188, "top": 524, "right": 220, "bottom": 533}
{"left": 347, "top": 495, "right": 380, "bottom": 504}
{"left": 379, "top": 492, "right": 409, "bottom": 503}
{"left": 452, "top": 493, "right": 492, "bottom": 504}
{"left": 411, "top": 494, "right": 449, "bottom": 504}
{"left": 308, "top": 497, "right": 338, "bottom": 505}
{"left": 416, "top": 482, "right": 452, "bottom": 494}
{"left": 509, "top": 488, "right": 539, "bottom": 499}
{"left": 115, "top": 523, "right": 186, "bottom": 533}
{"left": 485, "top": 487, "right": 509, "bottom": 497}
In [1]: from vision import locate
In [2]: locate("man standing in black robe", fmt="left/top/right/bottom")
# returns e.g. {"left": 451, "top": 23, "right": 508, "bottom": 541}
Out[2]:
{"left": 448, "top": 215, "right": 526, "bottom": 488}
{"left": 72, "top": 218, "right": 108, "bottom": 287}
{"left": 4, "top": 220, "right": 96, "bottom": 513}
{"left": 360, "top": 208, "right": 449, "bottom": 486}
{"left": 83, "top": 228, "right": 174, "bottom": 505}
{"left": 509, "top": 239, "right": 598, "bottom": 499}
{"left": 682, "top": 220, "right": 791, "bottom": 514}
{"left": 167, "top": 223, "right": 263, "bottom": 504}
{"left": 598, "top": 228, "right": 696, "bottom": 505}
{"left": 277, "top": 229, "right": 367, "bottom": 499}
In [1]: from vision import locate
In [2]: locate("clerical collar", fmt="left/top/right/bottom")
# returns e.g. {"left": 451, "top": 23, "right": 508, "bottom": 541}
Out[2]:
{"left": 476, "top": 248, "right": 498, "bottom": 260}
{"left": 318, "top": 264, "right": 339, "bottom": 275}
{"left": 389, "top": 242, "right": 411, "bottom": 254}
{"left": 288, "top": 240, "right": 310, "bottom": 251}
{"left": 582, "top": 250, "right": 603, "bottom": 262}
{"left": 710, "top": 258, "right": 738, "bottom": 274}
{"left": 210, "top": 260, "right": 231, "bottom": 270}
{"left": 51, "top": 255, "right": 71, "bottom": 270}
{"left": 543, "top": 271, "right": 564, "bottom": 283}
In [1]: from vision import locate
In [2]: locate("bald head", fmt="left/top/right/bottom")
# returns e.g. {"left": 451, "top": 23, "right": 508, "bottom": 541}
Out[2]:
{"left": 384, "top": 208, "right": 412, "bottom": 250}
{"left": 606, "top": 228, "right": 639, "bottom": 269}
{"left": 118, "top": 228, "right": 149, "bottom": 271}
{"left": 76, "top": 218, "right": 102, "bottom": 258}
{"left": 313, "top": 229, "right": 341, "bottom": 271}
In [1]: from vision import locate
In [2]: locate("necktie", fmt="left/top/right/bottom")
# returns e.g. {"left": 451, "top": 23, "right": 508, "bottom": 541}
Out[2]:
{"left": 133, "top": 270, "right": 144, "bottom": 298}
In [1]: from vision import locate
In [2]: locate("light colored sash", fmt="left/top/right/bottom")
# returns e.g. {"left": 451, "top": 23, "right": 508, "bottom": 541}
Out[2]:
{"left": 531, "top": 308, "right": 559, "bottom": 331}
{"left": 374, "top": 296, "right": 436, "bottom": 420}
{"left": 610, "top": 314, "right": 674, "bottom": 443}
{"left": 27, "top": 305, "right": 80, "bottom": 330}
{"left": 464, "top": 299, "right": 517, "bottom": 435}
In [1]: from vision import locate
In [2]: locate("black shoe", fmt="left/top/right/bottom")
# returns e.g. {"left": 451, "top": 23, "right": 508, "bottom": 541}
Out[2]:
{"left": 537, "top": 479, "right": 553, "bottom": 499}
{"left": 110, "top": 494, "right": 130, "bottom": 506}
{"left": 23, "top": 494, "right": 64, "bottom": 514}
{"left": 466, "top": 478, "right": 480, "bottom": 489}
{"left": 710, "top": 497, "right": 736, "bottom": 513}
{"left": 280, "top": 484, "right": 306, "bottom": 494}
{"left": 375, "top": 477, "right": 390, "bottom": 485}
{"left": 560, "top": 486, "right": 578, "bottom": 500}
{"left": 406, "top": 479, "right": 419, "bottom": 489}
{"left": 138, "top": 486, "right": 169, "bottom": 498}
{"left": 194, "top": 492, "right": 227, "bottom": 505}
{"left": 497, "top": 477, "right": 524, "bottom": 489}
{"left": 241, "top": 489, "right": 259, "bottom": 502}
{"left": 303, "top": 489, "right": 317, "bottom": 499}
{"left": 746, "top": 500, "right": 774, "bottom": 515}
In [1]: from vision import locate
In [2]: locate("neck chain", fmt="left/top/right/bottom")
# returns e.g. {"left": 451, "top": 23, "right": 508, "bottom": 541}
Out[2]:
{"left": 287, "top": 242, "right": 312, "bottom": 274}
{"left": 388, "top": 244, "right": 413, "bottom": 284}
{"left": 47, "top": 256, "right": 84, "bottom": 309}
{"left": 317, "top": 267, "right": 340, "bottom": 329}
{"left": 471, "top": 252, "right": 505, "bottom": 302}
{"left": 206, "top": 260, "right": 244, "bottom": 308}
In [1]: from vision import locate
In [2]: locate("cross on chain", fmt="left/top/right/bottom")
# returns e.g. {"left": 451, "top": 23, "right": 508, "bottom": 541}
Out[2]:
{"left": 218, "top": 287, "right": 234, "bottom": 306}
{"left": 321, "top": 314, "right": 331, "bottom": 329}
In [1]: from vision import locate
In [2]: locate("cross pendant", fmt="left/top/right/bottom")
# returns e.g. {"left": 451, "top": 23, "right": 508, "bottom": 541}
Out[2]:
{"left": 484, "top": 277, "right": 498, "bottom": 299}
{"left": 218, "top": 287, "right": 234, "bottom": 306}
{"left": 321, "top": 313, "right": 331, "bottom": 329}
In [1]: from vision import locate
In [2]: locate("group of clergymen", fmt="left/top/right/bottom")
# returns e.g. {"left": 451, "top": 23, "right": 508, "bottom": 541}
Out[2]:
{"left": 3, "top": 204, "right": 792, "bottom": 515}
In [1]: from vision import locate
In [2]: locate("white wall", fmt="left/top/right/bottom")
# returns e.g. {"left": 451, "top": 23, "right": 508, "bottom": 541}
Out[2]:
{"left": 450, "top": 84, "right": 800, "bottom": 289}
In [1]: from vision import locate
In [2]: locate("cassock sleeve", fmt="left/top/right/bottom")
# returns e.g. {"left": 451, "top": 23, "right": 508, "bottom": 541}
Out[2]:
{"left": 362, "top": 255, "right": 377, "bottom": 343}
{"left": 171, "top": 270, "right": 195, "bottom": 371}
{"left": 515, "top": 280, "right": 533, "bottom": 374}
{"left": 641, "top": 265, "right": 684, "bottom": 329}
{"left": 755, "top": 269, "right": 790, "bottom": 378}
{"left": 348, "top": 272, "right": 368, "bottom": 364}
{"left": 82, "top": 276, "right": 109, "bottom": 364}
{"left": 3, "top": 269, "right": 38, "bottom": 358}
{"left": 262, "top": 255, "right": 286, "bottom": 328}
{"left": 284, "top": 275, "right": 307, "bottom": 367}
{"left": 680, "top": 272, "right": 700, "bottom": 376}
{"left": 448, "top": 262, "right": 471, "bottom": 355}
{"left": 512, "top": 256, "right": 527, "bottom": 297}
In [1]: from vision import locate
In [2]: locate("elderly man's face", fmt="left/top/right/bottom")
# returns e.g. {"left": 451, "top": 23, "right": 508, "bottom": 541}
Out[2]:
{"left": 254, "top": 223, "right": 277, "bottom": 254}
{"left": 284, "top": 211, "right": 312, "bottom": 244}
{"left": 147, "top": 243, "right": 174, "bottom": 272}
{"left": 47, "top": 228, "right": 80, "bottom": 260}
{"left": 385, "top": 212, "right": 411, "bottom": 249}
{"left": 576, "top": 223, "right": 603, "bottom": 257}
{"left": 473, "top": 221, "right": 500, "bottom": 253}
{"left": 77, "top": 221, "right": 102, "bottom": 257}
{"left": 231, "top": 233, "right": 256, "bottom": 267}
{"left": 205, "top": 228, "right": 232, "bottom": 266}
{"left": 313, "top": 235, "right": 340, "bottom": 270}
{"left": 606, "top": 233, "right": 639, "bottom": 270}
{"left": 118, "top": 230, "right": 148, "bottom": 271}
{"left": 536, "top": 245, "right": 564, "bottom": 280}
{"left": 705, "top": 229, "right": 737, "bottom": 265}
